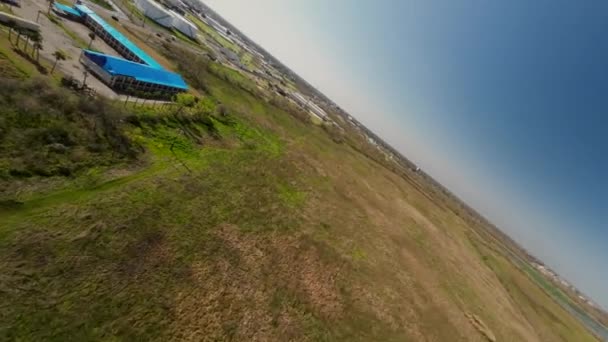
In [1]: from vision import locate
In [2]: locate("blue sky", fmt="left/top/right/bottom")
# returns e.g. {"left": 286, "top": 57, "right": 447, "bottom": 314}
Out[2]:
{"left": 203, "top": 0, "right": 608, "bottom": 307}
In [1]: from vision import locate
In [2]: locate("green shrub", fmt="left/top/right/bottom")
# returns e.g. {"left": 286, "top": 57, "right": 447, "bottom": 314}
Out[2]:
{"left": 0, "top": 77, "right": 139, "bottom": 179}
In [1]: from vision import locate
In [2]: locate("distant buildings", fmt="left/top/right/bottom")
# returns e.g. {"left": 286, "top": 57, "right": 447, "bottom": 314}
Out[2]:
{"left": 289, "top": 92, "right": 328, "bottom": 120}
{"left": 133, "top": 0, "right": 198, "bottom": 39}
{"left": 532, "top": 262, "right": 596, "bottom": 306}
{"left": 219, "top": 47, "right": 240, "bottom": 65}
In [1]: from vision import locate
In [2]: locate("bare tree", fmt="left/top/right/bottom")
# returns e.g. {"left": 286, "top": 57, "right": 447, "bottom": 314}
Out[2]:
{"left": 82, "top": 70, "right": 89, "bottom": 87}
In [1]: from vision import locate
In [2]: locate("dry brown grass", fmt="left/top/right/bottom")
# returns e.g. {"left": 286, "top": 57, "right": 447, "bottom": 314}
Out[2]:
{"left": 276, "top": 128, "right": 597, "bottom": 341}
{"left": 169, "top": 224, "right": 345, "bottom": 341}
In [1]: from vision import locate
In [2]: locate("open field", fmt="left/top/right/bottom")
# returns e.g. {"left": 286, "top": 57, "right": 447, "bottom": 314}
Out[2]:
{"left": 0, "top": 2, "right": 604, "bottom": 341}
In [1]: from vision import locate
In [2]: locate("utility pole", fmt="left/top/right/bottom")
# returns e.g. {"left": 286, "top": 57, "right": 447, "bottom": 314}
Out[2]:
{"left": 82, "top": 70, "right": 88, "bottom": 88}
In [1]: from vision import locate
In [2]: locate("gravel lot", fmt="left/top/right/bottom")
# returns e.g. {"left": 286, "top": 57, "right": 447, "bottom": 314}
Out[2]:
{"left": 12, "top": 0, "right": 118, "bottom": 98}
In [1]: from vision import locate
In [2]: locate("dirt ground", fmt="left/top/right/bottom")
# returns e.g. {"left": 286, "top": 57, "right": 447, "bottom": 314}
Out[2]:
{"left": 12, "top": 0, "right": 121, "bottom": 98}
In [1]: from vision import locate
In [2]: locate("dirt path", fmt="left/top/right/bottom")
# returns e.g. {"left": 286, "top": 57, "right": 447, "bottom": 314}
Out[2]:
{"left": 0, "top": 153, "right": 172, "bottom": 233}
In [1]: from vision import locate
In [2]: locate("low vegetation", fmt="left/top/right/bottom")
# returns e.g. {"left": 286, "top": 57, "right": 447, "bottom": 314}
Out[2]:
{"left": 0, "top": 3, "right": 13, "bottom": 14}
{"left": 0, "top": 77, "right": 137, "bottom": 182}
{"left": 0, "top": 49, "right": 28, "bottom": 78}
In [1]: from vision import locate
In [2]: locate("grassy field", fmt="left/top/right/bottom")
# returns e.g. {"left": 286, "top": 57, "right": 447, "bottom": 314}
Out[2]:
{"left": 0, "top": 29, "right": 602, "bottom": 341}
{"left": 0, "top": 46, "right": 29, "bottom": 79}
{"left": 0, "top": 30, "right": 51, "bottom": 78}
{"left": 0, "top": 3, "right": 13, "bottom": 14}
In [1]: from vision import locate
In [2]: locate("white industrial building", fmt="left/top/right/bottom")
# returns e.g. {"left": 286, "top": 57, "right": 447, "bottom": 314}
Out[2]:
{"left": 170, "top": 9, "right": 198, "bottom": 39}
{"left": 134, "top": 0, "right": 199, "bottom": 39}
{"left": 134, "top": 0, "right": 174, "bottom": 27}
{"left": 0, "top": 11, "right": 40, "bottom": 32}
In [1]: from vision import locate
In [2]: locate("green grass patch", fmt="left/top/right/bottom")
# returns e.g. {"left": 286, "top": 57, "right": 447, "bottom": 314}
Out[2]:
{"left": 277, "top": 182, "right": 305, "bottom": 208}
{"left": 230, "top": 121, "right": 282, "bottom": 156}
{"left": 0, "top": 3, "right": 13, "bottom": 13}
{"left": 0, "top": 33, "right": 37, "bottom": 77}
{"left": 240, "top": 52, "right": 255, "bottom": 69}
{"left": 208, "top": 62, "right": 256, "bottom": 90}
{"left": 351, "top": 247, "right": 367, "bottom": 261}
{"left": 0, "top": 49, "right": 27, "bottom": 78}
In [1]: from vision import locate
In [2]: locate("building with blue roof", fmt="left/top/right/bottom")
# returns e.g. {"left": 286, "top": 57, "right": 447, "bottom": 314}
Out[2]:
{"left": 64, "top": 3, "right": 188, "bottom": 97}
{"left": 53, "top": 3, "right": 83, "bottom": 20}
{"left": 80, "top": 50, "right": 187, "bottom": 96}
{"left": 74, "top": 4, "right": 163, "bottom": 69}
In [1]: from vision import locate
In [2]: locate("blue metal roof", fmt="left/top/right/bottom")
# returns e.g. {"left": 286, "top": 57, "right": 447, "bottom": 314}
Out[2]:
{"left": 83, "top": 50, "right": 188, "bottom": 90}
{"left": 53, "top": 3, "right": 82, "bottom": 17}
{"left": 74, "top": 4, "right": 163, "bottom": 70}
{"left": 73, "top": 4, "right": 94, "bottom": 15}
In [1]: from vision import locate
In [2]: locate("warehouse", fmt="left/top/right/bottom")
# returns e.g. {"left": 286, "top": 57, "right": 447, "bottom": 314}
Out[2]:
{"left": 133, "top": 0, "right": 174, "bottom": 27}
{"left": 133, "top": 0, "right": 199, "bottom": 39}
{"left": 69, "top": 4, "right": 188, "bottom": 96}
{"left": 170, "top": 9, "right": 198, "bottom": 39}
{"left": 74, "top": 4, "right": 163, "bottom": 69}
{"left": 80, "top": 49, "right": 188, "bottom": 97}
{"left": 52, "top": 3, "right": 83, "bottom": 21}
